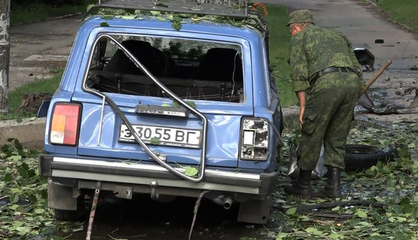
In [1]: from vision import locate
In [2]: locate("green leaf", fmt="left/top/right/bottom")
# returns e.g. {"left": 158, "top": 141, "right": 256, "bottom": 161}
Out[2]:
{"left": 44, "top": 221, "right": 53, "bottom": 226}
{"left": 10, "top": 194, "right": 20, "bottom": 204}
{"left": 72, "top": 225, "right": 85, "bottom": 232}
{"left": 305, "top": 227, "right": 323, "bottom": 235}
{"left": 1, "top": 144, "right": 10, "bottom": 153}
{"left": 34, "top": 208, "right": 45, "bottom": 214}
{"left": 355, "top": 210, "right": 368, "bottom": 219}
{"left": 8, "top": 154, "right": 22, "bottom": 161}
{"left": 172, "top": 20, "right": 182, "bottom": 31}
{"left": 9, "top": 204, "right": 20, "bottom": 211}
{"left": 172, "top": 100, "right": 181, "bottom": 108}
{"left": 101, "top": 15, "right": 113, "bottom": 20}
{"left": 187, "top": 100, "right": 197, "bottom": 109}
{"left": 276, "top": 232, "right": 290, "bottom": 239}
{"left": 155, "top": 3, "right": 168, "bottom": 7}
{"left": 11, "top": 138, "right": 23, "bottom": 150}
{"left": 150, "top": 137, "right": 161, "bottom": 145}
{"left": 359, "top": 221, "right": 372, "bottom": 227}
{"left": 4, "top": 172, "right": 13, "bottom": 182}
{"left": 286, "top": 207, "right": 297, "bottom": 215}
{"left": 16, "top": 226, "right": 31, "bottom": 236}
{"left": 329, "top": 232, "right": 341, "bottom": 239}
{"left": 331, "top": 206, "right": 340, "bottom": 211}
{"left": 100, "top": 22, "right": 110, "bottom": 27}
{"left": 184, "top": 166, "right": 198, "bottom": 177}
{"left": 150, "top": 11, "right": 161, "bottom": 16}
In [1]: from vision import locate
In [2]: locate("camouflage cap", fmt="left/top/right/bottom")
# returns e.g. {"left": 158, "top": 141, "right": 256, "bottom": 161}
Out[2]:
{"left": 286, "top": 9, "right": 314, "bottom": 26}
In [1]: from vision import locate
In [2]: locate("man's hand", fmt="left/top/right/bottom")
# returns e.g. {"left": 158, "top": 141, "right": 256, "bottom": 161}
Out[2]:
{"left": 296, "top": 91, "right": 306, "bottom": 129}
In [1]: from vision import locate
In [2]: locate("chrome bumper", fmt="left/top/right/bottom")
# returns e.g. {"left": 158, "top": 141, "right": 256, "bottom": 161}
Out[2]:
{"left": 39, "top": 155, "right": 278, "bottom": 197}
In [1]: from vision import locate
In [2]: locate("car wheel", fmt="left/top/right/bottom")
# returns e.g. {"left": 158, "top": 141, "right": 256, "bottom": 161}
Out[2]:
{"left": 344, "top": 144, "right": 396, "bottom": 172}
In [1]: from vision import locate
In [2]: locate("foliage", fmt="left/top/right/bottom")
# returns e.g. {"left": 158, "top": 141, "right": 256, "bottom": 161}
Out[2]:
{"left": 264, "top": 5, "right": 296, "bottom": 107}
{"left": 276, "top": 119, "right": 418, "bottom": 239}
{"left": 10, "top": 0, "right": 97, "bottom": 26}
{"left": 0, "top": 70, "right": 62, "bottom": 121}
{"left": 369, "top": 0, "right": 418, "bottom": 33}
{"left": 0, "top": 139, "right": 52, "bottom": 238}
{"left": 12, "top": 0, "right": 89, "bottom": 8}
{"left": 0, "top": 139, "right": 83, "bottom": 239}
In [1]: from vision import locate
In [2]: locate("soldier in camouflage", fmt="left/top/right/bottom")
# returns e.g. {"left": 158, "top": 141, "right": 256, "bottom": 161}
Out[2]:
{"left": 284, "top": 9, "right": 363, "bottom": 199}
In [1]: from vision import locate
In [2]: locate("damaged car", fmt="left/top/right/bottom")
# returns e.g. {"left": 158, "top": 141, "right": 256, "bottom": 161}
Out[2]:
{"left": 38, "top": 0, "right": 283, "bottom": 224}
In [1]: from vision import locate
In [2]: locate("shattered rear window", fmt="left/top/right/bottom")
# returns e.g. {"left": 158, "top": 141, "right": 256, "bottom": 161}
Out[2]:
{"left": 85, "top": 34, "right": 244, "bottom": 102}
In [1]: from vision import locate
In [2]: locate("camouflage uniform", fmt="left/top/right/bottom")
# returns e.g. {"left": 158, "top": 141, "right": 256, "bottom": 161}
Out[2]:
{"left": 290, "top": 24, "right": 363, "bottom": 171}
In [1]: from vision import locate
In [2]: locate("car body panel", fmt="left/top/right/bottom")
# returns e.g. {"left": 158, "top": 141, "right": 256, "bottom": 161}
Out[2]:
{"left": 40, "top": 6, "right": 283, "bottom": 224}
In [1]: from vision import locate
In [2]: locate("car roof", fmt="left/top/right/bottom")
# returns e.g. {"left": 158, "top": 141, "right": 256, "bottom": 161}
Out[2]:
{"left": 83, "top": 0, "right": 268, "bottom": 38}
{"left": 82, "top": 15, "right": 264, "bottom": 41}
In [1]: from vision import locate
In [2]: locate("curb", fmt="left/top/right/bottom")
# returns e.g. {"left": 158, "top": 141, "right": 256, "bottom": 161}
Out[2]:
{"left": 0, "top": 118, "right": 45, "bottom": 149}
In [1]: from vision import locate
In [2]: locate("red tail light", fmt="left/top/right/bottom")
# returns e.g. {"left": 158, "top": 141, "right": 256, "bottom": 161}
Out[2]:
{"left": 50, "top": 103, "right": 81, "bottom": 145}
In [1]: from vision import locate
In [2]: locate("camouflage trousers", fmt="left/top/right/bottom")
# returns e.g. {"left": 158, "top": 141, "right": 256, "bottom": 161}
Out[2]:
{"left": 298, "top": 72, "right": 363, "bottom": 171}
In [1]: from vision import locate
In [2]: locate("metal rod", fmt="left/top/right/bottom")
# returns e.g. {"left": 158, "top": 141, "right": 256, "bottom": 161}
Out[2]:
{"left": 83, "top": 35, "right": 208, "bottom": 183}
{"left": 97, "top": 96, "right": 106, "bottom": 146}
{"left": 86, "top": 181, "right": 102, "bottom": 240}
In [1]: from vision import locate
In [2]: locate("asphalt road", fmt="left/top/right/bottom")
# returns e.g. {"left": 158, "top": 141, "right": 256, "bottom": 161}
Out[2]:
{"left": 7, "top": 0, "right": 418, "bottom": 239}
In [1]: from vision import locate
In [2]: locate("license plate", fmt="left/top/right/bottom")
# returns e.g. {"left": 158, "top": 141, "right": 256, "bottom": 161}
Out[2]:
{"left": 119, "top": 124, "right": 201, "bottom": 148}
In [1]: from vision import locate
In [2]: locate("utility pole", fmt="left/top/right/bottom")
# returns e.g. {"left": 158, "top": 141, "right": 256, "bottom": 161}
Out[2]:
{"left": 0, "top": 0, "right": 10, "bottom": 114}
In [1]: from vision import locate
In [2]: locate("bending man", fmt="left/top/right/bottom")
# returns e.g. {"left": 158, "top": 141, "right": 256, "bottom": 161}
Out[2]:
{"left": 284, "top": 9, "right": 363, "bottom": 199}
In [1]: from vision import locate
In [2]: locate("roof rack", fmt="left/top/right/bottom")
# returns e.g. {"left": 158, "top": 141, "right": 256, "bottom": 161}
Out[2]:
{"left": 89, "top": 0, "right": 249, "bottom": 18}
{"left": 86, "top": 0, "right": 269, "bottom": 36}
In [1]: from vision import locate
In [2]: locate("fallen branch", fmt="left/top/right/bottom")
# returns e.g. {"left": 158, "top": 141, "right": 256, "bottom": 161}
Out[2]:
{"left": 305, "top": 212, "right": 353, "bottom": 219}
{"left": 296, "top": 200, "right": 386, "bottom": 212}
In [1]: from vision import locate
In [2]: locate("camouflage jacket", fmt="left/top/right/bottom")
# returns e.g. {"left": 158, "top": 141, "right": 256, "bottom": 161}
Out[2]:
{"left": 289, "top": 24, "right": 362, "bottom": 92}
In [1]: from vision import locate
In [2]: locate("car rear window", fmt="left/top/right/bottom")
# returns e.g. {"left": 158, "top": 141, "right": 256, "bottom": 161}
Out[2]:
{"left": 85, "top": 34, "right": 244, "bottom": 103}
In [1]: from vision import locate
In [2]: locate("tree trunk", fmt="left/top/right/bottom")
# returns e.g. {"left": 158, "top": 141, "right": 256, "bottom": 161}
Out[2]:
{"left": 0, "top": 0, "right": 10, "bottom": 115}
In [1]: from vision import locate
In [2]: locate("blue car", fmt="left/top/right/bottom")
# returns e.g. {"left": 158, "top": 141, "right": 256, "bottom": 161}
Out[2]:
{"left": 38, "top": 0, "right": 284, "bottom": 224}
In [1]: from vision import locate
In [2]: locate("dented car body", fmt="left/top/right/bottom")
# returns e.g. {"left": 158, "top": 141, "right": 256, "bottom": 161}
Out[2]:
{"left": 38, "top": 0, "right": 283, "bottom": 224}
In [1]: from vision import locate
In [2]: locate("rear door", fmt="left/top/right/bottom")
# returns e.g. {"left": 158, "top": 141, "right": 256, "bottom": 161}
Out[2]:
{"left": 73, "top": 31, "right": 254, "bottom": 168}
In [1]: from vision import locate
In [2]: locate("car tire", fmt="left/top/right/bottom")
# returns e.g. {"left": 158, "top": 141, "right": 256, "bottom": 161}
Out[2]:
{"left": 344, "top": 144, "right": 396, "bottom": 172}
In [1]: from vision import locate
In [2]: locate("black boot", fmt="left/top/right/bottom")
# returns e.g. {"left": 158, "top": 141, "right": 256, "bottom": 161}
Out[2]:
{"left": 315, "top": 167, "right": 342, "bottom": 198}
{"left": 284, "top": 169, "right": 312, "bottom": 199}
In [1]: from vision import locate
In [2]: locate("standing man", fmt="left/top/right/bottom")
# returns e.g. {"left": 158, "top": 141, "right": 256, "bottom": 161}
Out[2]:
{"left": 284, "top": 9, "right": 363, "bottom": 199}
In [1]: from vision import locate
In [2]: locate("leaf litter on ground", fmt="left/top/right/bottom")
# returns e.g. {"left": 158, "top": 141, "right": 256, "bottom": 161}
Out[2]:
{"left": 0, "top": 139, "right": 83, "bottom": 239}
{"left": 1, "top": 118, "right": 418, "bottom": 239}
{"left": 274, "top": 119, "right": 418, "bottom": 239}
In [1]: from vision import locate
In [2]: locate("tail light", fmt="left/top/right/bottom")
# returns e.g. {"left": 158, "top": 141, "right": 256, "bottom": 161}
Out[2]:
{"left": 50, "top": 103, "right": 81, "bottom": 145}
{"left": 240, "top": 117, "right": 269, "bottom": 161}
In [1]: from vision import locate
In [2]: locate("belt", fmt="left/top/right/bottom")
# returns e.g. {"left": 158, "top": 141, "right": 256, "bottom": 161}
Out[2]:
{"left": 317, "top": 67, "right": 355, "bottom": 78}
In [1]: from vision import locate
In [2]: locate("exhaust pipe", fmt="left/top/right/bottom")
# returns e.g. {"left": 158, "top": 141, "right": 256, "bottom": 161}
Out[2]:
{"left": 222, "top": 196, "right": 233, "bottom": 210}
{"left": 210, "top": 195, "right": 234, "bottom": 209}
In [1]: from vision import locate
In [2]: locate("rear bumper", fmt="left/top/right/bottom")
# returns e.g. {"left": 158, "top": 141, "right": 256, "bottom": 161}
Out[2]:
{"left": 39, "top": 155, "right": 278, "bottom": 198}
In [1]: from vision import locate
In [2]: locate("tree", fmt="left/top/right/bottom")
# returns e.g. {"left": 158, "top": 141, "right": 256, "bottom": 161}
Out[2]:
{"left": 0, "top": 0, "right": 10, "bottom": 114}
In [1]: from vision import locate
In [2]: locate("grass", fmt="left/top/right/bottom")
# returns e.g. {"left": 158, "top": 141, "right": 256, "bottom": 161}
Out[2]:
{"left": 10, "top": 1, "right": 96, "bottom": 26}
{"left": 264, "top": 5, "right": 298, "bottom": 107}
{"left": 1, "top": 72, "right": 62, "bottom": 120}
{"left": 366, "top": 0, "right": 418, "bottom": 33}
